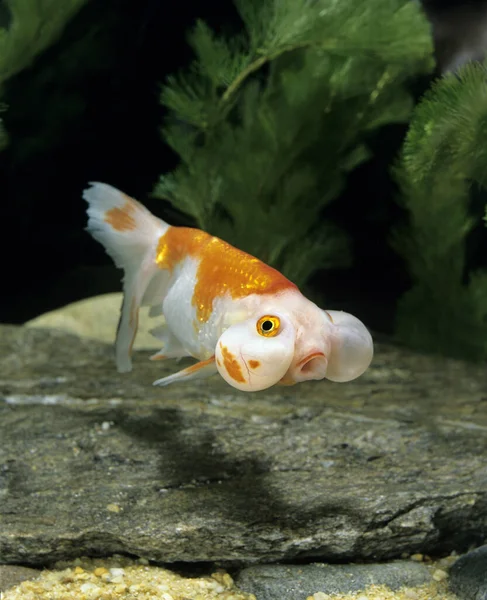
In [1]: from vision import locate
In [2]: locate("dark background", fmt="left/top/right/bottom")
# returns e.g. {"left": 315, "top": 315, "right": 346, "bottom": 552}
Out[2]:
{"left": 1, "top": 0, "right": 486, "bottom": 335}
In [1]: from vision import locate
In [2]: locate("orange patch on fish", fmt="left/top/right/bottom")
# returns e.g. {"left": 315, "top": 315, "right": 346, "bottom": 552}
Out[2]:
{"left": 104, "top": 200, "right": 137, "bottom": 232}
{"left": 219, "top": 344, "right": 246, "bottom": 384}
{"left": 185, "top": 356, "right": 215, "bottom": 373}
{"left": 156, "top": 227, "right": 296, "bottom": 323}
{"left": 248, "top": 359, "right": 260, "bottom": 369}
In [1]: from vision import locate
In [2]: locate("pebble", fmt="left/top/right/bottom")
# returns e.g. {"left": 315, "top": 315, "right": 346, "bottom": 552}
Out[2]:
{"left": 432, "top": 569, "right": 448, "bottom": 582}
{"left": 109, "top": 567, "right": 125, "bottom": 578}
{"left": 80, "top": 582, "right": 100, "bottom": 595}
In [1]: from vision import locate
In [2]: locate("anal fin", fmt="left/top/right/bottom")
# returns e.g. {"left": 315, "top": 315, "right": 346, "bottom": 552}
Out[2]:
{"left": 153, "top": 357, "right": 217, "bottom": 387}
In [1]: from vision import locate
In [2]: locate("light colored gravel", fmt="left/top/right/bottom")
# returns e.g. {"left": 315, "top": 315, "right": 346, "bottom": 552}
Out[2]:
{"left": 1, "top": 554, "right": 460, "bottom": 600}
{"left": 1, "top": 556, "right": 255, "bottom": 600}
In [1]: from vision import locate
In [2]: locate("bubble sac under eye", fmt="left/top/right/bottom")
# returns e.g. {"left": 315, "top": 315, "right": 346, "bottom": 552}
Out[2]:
{"left": 256, "top": 315, "right": 280, "bottom": 337}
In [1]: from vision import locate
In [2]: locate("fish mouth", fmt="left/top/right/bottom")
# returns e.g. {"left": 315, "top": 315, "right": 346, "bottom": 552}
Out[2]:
{"left": 296, "top": 352, "right": 328, "bottom": 381}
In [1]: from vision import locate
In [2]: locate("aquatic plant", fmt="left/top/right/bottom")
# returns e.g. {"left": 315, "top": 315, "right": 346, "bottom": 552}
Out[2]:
{"left": 393, "top": 62, "right": 487, "bottom": 359}
{"left": 154, "top": 0, "right": 434, "bottom": 287}
{"left": 0, "top": 0, "right": 89, "bottom": 149}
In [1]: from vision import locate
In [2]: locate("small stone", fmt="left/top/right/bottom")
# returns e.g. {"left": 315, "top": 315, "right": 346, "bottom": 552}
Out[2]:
{"left": 74, "top": 566, "right": 84, "bottom": 574}
{"left": 437, "top": 553, "right": 458, "bottom": 570}
{"left": 106, "top": 503, "right": 121, "bottom": 513}
{"left": 101, "top": 421, "right": 111, "bottom": 431}
{"left": 404, "top": 590, "right": 419, "bottom": 599}
{"left": 94, "top": 567, "right": 108, "bottom": 577}
{"left": 432, "top": 568, "right": 448, "bottom": 581}
{"left": 410, "top": 553, "right": 424, "bottom": 562}
{"left": 109, "top": 567, "right": 126, "bottom": 578}
{"left": 80, "top": 582, "right": 99, "bottom": 593}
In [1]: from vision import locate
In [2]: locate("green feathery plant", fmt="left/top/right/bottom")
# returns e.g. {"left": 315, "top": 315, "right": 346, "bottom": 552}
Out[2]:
{"left": 155, "top": 0, "right": 434, "bottom": 287}
{"left": 393, "top": 62, "right": 487, "bottom": 359}
{"left": 0, "top": 0, "right": 90, "bottom": 149}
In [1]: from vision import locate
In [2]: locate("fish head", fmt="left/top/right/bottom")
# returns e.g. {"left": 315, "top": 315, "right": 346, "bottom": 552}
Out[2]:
{"left": 215, "top": 312, "right": 296, "bottom": 392}
{"left": 214, "top": 302, "right": 373, "bottom": 392}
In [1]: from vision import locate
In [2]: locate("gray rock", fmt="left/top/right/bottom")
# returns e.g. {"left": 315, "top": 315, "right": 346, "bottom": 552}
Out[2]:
{"left": 1, "top": 324, "right": 487, "bottom": 566}
{"left": 0, "top": 565, "right": 40, "bottom": 592}
{"left": 236, "top": 561, "right": 432, "bottom": 600}
{"left": 449, "top": 545, "right": 487, "bottom": 600}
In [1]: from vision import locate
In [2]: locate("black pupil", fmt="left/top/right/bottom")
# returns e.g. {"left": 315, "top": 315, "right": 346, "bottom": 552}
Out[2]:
{"left": 262, "top": 320, "right": 273, "bottom": 331}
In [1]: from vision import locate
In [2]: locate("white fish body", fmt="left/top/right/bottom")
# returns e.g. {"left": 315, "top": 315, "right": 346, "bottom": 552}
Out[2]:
{"left": 84, "top": 182, "right": 373, "bottom": 392}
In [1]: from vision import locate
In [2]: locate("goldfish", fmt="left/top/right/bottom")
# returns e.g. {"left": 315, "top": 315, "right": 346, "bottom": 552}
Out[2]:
{"left": 83, "top": 183, "right": 373, "bottom": 392}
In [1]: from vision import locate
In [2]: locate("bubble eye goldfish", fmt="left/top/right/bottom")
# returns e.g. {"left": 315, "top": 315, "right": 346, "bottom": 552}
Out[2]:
{"left": 84, "top": 183, "right": 373, "bottom": 392}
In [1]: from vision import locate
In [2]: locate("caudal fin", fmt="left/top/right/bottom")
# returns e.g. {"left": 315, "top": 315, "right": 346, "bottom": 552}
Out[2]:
{"left": 83, "top": 182, "right": 168, "bottom": 373}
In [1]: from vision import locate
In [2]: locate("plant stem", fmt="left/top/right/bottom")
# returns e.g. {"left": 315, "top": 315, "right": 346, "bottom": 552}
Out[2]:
{"left": 221, "top": 55, "right": 268, "bottom": 104}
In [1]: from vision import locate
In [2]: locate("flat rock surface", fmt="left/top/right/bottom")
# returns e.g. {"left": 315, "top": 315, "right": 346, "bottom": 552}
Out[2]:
{"left": 1, "top": 324, "right": 487, "bottom": 566}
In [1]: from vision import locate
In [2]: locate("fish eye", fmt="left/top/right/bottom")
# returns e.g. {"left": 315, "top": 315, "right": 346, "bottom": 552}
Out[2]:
{"left": 256, "top": 315, "right": 280, "bottom": 337}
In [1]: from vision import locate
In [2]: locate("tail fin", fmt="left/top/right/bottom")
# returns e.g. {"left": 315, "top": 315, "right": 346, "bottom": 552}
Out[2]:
{"left": 84, "top": 182, "right": 169, "bottom": 372}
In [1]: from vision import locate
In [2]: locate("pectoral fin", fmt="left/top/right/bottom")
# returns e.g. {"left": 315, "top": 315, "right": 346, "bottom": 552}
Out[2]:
{"left": 152, "top": 357, "right": 217, "bottom": 387}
